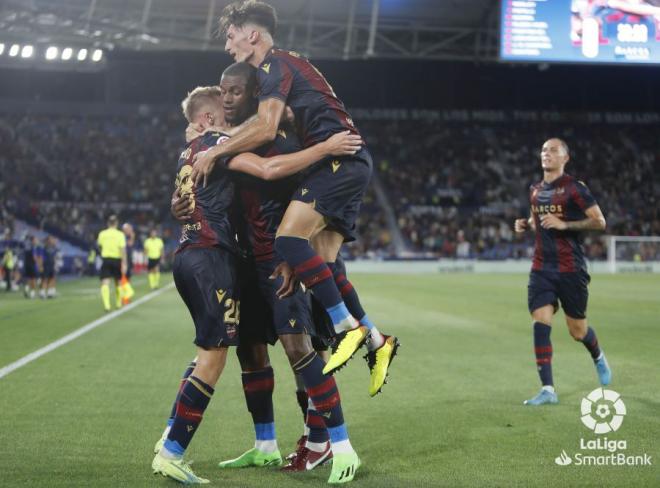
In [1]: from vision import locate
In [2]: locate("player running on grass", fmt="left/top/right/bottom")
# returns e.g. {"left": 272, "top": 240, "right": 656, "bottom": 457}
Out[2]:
{"left": 514, "top": 138, "right": 612, "bottom": 406}
{"left": 192, "top": 0, "right": 399, "bottom": 397}
{"left": 153, "top": 84, "right": 362, "bottom": 484}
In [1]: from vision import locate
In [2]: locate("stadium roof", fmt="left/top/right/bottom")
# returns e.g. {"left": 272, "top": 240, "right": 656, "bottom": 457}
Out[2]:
{"left": 0, "top": 0, "right": 499, "bottom": 61}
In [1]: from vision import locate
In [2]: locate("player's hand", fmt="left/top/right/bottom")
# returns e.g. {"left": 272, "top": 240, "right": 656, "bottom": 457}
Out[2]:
{"left": 191, "top": 149, "right": 218, "bottom": 188}
{"left": 323, "top": 130, "right": 363, "bottom": 156}
{"left": 269, "top": 262, "right": 298, "bottom": 299}
{"left": 514, "top": 218, "right": 528, "bottom": 233}
{"left": 540, "top": 213, "right": 568, "bottom": 230}
{"left": 171, "top": 189, "right": 194, "bottom": 221}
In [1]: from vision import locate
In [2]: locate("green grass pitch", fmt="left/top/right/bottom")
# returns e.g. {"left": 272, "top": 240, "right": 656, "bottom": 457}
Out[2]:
{"left": 0, "top": 273, "right": 658, "bottom": 487}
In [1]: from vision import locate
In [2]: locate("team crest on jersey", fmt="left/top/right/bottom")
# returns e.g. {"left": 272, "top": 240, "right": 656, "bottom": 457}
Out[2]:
{"left": 261, "top": 63, "right": 271, "bottom": 74}
{"left": 180, "top": 148, "right": 192, "bottom": 161}
{"left": 555, "top": 187, "right": 565, "bottom": 195}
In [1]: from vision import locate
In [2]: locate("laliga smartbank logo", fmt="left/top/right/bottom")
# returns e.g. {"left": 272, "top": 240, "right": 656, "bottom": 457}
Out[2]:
{"left": 554, "top": 388, "right": 652, "bottom": 467}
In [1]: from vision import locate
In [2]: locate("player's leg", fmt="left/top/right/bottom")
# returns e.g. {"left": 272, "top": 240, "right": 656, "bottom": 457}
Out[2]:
{"left": 524, "top": 271, "right": 559, "bottom": 406}
{"left": 154, "top": 263, "right": 161, "bottom": 289}
{"left": 153, "top": 357, "right": 198, "bottom": 454}
{"left": 278, "top": 334, "right": 334, "bottom": 472}
{"left": 153, "top": 346, "right": 226, "bottom": 484}
{"left": 275, "top": 200, "right": 361, "bottom": 334}
{"left": 560, "top": 271, "right": 611, "bottom": 385}
{"left": 291, "top": 346, "right": 360, "bottom": 483}
{"left": 320, "top": 244, "right": 399, "bottom": 395}
{"left": 218, "top": 343, "right": 282, "bottom": 468}
{"left": 153, "top": 247, "right": 238, "bottom": 483}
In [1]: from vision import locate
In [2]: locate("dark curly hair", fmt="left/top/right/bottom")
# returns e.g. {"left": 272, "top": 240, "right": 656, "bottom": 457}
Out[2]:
{"left": 218, "top": 1, "right": 277, "bottom": 37}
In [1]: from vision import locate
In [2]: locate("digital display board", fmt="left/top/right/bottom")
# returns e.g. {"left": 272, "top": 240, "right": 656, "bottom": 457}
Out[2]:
{"left": 500, "top": 0, "right": 660, "bottom": 64}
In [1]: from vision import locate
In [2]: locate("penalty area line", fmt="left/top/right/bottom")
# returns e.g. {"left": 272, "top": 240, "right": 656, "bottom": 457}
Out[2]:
{"left": 0, "top": 282, "right": 175, "bottom": 380}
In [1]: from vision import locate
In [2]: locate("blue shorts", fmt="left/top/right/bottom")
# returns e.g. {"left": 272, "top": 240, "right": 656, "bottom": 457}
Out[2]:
{"left": 528, "top": 270, "right": 590, "bottom": 320}
{"left": 238, "top": 257, "right": 314, "bottom": 345}
{"left": 292, "top": 148, "right": 373, "bottom": 243}
{"left": 173, "top": 247, "right": 239, "bottom": 348}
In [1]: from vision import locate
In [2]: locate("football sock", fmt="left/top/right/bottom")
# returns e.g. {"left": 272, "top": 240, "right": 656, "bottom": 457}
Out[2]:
{"left": 115, "top": 286, "right": 121, "bottom": 308}
{"left": 155, "top": 271, "right": 161, "bottom": 288}
{"left": 274, "top": 236, "right": 358, "bottom": 333}
{"left": 148, "top": 272, "right": 156, "bottom": 289}
{"left": 306, "top": 398, "right": 330, "bottom": 446}
{"left": 294, "top": 352, "right": 350, "bottom": 453}
{"left": 242, "top": 367, "right": 277, "bottom": 453}
{"left": 162, "top": 376, "right": 213, "bottom": 459}
{"left": 329, "top": 259, "right": 385, "bottom": 349}
{"left": 166, "top": 361, "right": 197, "bottom": 428}
{"left": 533, "top": 321, "right": 553, "bottom": 387}
{"left": 581, "top": 327, "right": 602, "bottom": 360}
{"left": 100, "top": 283, "right": 110, "bottom": 310}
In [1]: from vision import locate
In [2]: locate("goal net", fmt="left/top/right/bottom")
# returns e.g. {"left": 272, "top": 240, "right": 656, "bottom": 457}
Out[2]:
{"left": 605, "top": 236, "right": 660, "bottom": 273}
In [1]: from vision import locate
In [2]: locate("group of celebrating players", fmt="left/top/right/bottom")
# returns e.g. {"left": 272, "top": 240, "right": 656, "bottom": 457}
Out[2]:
{"left": 150, "top": 1, "right": 613, "bottom": 484}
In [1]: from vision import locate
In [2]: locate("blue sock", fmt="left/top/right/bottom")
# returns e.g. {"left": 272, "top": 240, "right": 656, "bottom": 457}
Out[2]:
{"left": 533, "top": 322, "right": 553, "bottom": 387}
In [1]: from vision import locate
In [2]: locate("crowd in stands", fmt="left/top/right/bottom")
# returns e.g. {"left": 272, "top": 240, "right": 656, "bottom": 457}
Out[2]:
{"left": 1, "top": 111, "right": 658, "bottom": 264}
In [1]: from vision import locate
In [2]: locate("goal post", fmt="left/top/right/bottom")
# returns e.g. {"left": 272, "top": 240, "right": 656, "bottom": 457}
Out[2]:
{"left": 605, "top": 235, "right": 660, "bottom": 273}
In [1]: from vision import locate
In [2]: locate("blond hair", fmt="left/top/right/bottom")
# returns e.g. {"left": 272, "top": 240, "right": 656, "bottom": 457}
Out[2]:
{"left": 181, "top": 86, "right": 223, "bottom": 122}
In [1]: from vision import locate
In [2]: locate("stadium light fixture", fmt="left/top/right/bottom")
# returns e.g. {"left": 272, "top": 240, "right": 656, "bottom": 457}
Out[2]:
{"left": 9, "top": 44, "right": 20, "bottom": 57}
{"left": 21, "top": 45, "right": 34, "bottom": 58}
{"left": 45, "top": 46, "right": 59, "bottom": 60}
{"left": 0, "top": 43, "right": 5, "bottom": 56}
{"left": 61, "top": 47, "right": 73, "bottom": 60}
{"left": 91, "top": 49, "right": 103, "bottom": 62}
{"left": 77, "top": 48, "right": 88, "bottom": 61}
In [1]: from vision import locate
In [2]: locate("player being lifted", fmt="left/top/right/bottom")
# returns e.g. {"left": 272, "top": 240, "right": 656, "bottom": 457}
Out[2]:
{"left": 192, "top": 0, "right": 399, "bottom": 396}
{"left": 514, "top": 138, "right": 612, "bottom": 406}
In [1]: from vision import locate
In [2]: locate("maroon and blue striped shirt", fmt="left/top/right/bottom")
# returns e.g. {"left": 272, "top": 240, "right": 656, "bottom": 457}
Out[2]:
{"left": 530, "top": 173, "right": 597, "bottom": 273}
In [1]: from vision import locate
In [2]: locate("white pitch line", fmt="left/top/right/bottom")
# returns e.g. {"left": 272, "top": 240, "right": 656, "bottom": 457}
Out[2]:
{"left": 0, "top": 282, "right": 175, "bottom": 380}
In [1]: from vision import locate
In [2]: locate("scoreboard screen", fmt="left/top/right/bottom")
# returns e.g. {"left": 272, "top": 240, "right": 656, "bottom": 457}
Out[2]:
{"left": 500, "top": 0, "right": 660, "bottom": 64}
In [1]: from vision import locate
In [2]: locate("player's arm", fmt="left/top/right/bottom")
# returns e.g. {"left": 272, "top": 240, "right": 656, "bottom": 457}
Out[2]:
{"left": 191, "top": 98, "right": 285, "bottom": 186}
{"left": 226, "top": 131, "right": 362, "bottom": 181}
{"left": 540, "top": 205, "right": 606, "bottom": 231}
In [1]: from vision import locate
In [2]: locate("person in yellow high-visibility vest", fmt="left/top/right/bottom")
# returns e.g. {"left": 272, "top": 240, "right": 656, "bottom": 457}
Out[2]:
{"left": 2, "top": 247, "right": 15, "bottom": 292}
{"left": 96, "top": 215, "right": 127, "bottom": 311}
{"left": 143, "top": 229, "right": 165, "bottom": 289}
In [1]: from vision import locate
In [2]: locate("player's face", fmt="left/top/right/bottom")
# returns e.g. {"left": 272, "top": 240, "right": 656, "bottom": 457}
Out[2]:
{"left": 220, "top": 75, "right": 255, "bottom": 125}
{"left": 225, "top": 25, "right": 254, "bottom": 63}
{"left": 541, "top": 139, "right": 569, "bottom": 172}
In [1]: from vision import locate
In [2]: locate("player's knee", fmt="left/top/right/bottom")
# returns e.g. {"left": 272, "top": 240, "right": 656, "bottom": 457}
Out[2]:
{"left": 280, "top": 334, "right": 313, "bottom": 365}
{"left": 237, "top": 344, "right": 270, "bottom": 371}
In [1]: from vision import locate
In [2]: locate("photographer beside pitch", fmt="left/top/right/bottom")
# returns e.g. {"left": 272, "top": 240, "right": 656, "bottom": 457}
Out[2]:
{"left": 514, "top": 138, "right": 612, "bottom": 406}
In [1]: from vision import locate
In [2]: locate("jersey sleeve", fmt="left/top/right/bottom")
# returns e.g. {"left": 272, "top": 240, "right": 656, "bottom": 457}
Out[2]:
{"left": 257, "top": 57, "right": 293, "bottom": 103}
{"left": 572, "top": 180, "right": 597, "bottom": 210}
